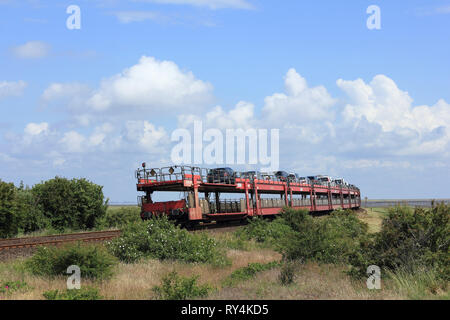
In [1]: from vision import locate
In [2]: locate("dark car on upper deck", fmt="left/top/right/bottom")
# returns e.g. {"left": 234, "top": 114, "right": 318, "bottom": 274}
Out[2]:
{"left": 207, "top": 167, "right": 235, "bottom": 184}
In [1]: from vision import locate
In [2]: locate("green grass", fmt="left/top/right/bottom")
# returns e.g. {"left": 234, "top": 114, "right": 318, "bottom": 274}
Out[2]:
{"left": 222, "top": 261, "right": 280, "bottom": 287}
{"left": 387, "top": 267, "right": 449, "bottom": 300}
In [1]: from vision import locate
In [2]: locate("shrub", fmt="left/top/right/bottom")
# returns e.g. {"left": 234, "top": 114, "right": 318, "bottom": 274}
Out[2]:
{"left": 278, "top": 261, "right": 296, "bottom": 285}
{"left": 235, "top": 216, "right": 294, "bottom": 246}
{"left": 99, "top": 206, "right": 141, "bottom": 228}
{"left": 280, "top": 209, "right": 369, "bottom": 264}
{"left": 43, "top": 287, "right": 102, "bottom": 300}
{"left": 26, "top": 243, "right": 117, "bottom": 279}
{"left": 350, "top": 204, "right": 450, "bottom": 280}
{"left": 32, "top": 177, "right": 108, "bottom": 231}
{"left": 152, "top": 271, "right": 210, "bottom": 300}
{"left": 107, "top": 216, "right": 229, "bottom": 265}
{"left": 222, "top": 261, "right": 279, "bottom": 287}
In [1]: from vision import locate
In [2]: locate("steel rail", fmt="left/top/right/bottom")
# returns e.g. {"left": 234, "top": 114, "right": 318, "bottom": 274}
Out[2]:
{"left": 0, "top": 230, "right": 121, "bottom": 251}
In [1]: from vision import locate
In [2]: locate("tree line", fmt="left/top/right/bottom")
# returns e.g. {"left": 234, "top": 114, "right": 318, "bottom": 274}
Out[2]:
{"left": 0, "top": 177, "right": 108, "bottom": 238}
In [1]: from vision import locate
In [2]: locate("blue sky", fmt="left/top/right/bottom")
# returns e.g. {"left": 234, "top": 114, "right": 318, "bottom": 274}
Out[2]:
{"left": 1, "top": 0, "right": 449, "bottom": 202}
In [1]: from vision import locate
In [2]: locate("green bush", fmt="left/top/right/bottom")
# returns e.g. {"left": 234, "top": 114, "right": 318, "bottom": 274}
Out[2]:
{"left": 99, "top": 206, "right": 141, "bottom": 228}
{"left": 43, "top": 287, "right": 102, "bottom": 300}
{"left": 26, "top": 243, "right": 117, "bottom": 279}
{"left": 266, "top": 208, "right": 370, "bottom": 265}
{"left": 107, "top": 216, "right": 229, "bottom": 266}
{"left": 222, "top": 261, "right": 279, "bottom": 287}
{"left": 152, "top": 271, "right": 211, "bottom": 300}
{"left": 236, "top": 216, "right": 294, "bottom": 246}
{"left": 350, "top": 204, "right": 450, "bottom": 281}
{"left": 32, "top": 177, "right": 108, "bottom": 231}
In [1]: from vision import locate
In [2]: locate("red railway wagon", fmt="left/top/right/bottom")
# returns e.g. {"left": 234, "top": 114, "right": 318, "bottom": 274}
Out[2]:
{"left": 135, "top": 165, "right": 361, "bottom": 225}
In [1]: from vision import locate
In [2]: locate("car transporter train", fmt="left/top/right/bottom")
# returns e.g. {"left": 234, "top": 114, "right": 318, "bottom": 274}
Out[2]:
{"left": 136, "top": 164, "right": 361, "bottom": 225}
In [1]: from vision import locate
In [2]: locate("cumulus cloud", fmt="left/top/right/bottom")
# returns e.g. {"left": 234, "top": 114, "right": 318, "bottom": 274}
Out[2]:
{"left": 86, "top": 56, "right": 213, "bottom": 113}
{"left": 0, "top": 80, "right": 27, "bottom": 99}
{"left": 59, "top": 131, "right": 86, "bottom": 153}
{"left": 123, "top": 120, "right": 168, "bottom": 153}
{"left": 3, "top": 61, "right": 450, "bottom": 199}
{"left": 263, "top": 68, "right": 336, "bottom": 126}
{"left": 12, "top": 41, "right": 50, "bottom": 59}
{"left": 41, "top": 82, "right": 92, "bottom": 111}
{"left": 24, "top": 122, "right": 49, "bottom": 136}
{"left": 337, "top": 74, "right": 450, "bottom": 155}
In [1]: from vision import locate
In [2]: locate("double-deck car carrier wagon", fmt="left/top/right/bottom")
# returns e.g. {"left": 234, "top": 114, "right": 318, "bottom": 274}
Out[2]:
{"left": 136, "top": 165, "right": 361, "bottom": 225}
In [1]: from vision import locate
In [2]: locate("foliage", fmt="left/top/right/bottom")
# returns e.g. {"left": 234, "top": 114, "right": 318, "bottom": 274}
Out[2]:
{"left": 281, "top": 209, "right": 370, "bottom": 264}
{"left": 26, "top": 243, "right": 117, "bottom": 279}
{"left": 15, "top": 186, "right": 49, "bottom": 234}
{"left": 0, "top": 180, "right": 19, "bottom": 238}
{"left": 235, "top": 216, "right": 294, "bottom": 246}
{"left": 350, "top": 204, "right": 450, "bottom": 281}
{"left": 237, "top": 208, "right": 369, "bottom": 265}
{"left": 32, "top": 177, "right": 108, "bottom": 231}
{"left": 222, "top": 261, "right": 279, "bottom": 287}
{"left": 152, "top": 271, "right": 210, "bottom": 300}
{"left": 107, "top": 216, "right": 229, "bottom": 266}
{"left": 99, "top": 206, "right": 141, "bottom": 228}
{"left": 43, "top": 287, "right": 102, "bottom": 300}
{"left": 0, "top": 280, "right": 30, "bottom": 296}
{"left": 0, "top": 177, "right": 108, "bottom": 237}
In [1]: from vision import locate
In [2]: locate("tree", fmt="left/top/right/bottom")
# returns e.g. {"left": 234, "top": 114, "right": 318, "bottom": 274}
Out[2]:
{"left": 0, "top": 180, "right": 19, "bottom": 238}
{"left": 32, "top": 177, "right": 108, "bottom": 231}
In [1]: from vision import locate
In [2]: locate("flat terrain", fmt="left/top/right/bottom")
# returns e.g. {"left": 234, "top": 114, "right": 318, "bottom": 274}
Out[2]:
{"left": 0, "top": 208, "right": 447, "bottom": 300}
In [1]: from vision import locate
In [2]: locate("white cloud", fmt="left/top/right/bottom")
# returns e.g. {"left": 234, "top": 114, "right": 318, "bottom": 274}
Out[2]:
{"left": 124, "top": 120, "right": 168, "bottom": 152}
{"left": 112, "top": 11, "right": 160, "bottom": 23}
{"left": 0, "top": 80, "right": 27, "bottom": 99}
{"left": 87, "top": 56, "right": 213, "bottom": 113}
{"left": 41, "top": 82, "right": 92, "bottom": 111}
{"left": 206, "top": 101, "right": 255, "bottom": 129}
{"left": 263, "top": 68, "right": 336, "bottom": 126}
{"left": 135, "top": 0, "right": 253, "bottom": 10}
{"left": 24, "top": 122, "right": 49, "bottom": 136}
{"left": 21, "top": 122, "right": 50, "bottom": 146}
{"left": 12, "top": 41, "right": 50, "bottom": 59}
{"left": 60, "top": 131, "right": 86, "bottom": 153}
{"left": 3, "top": 61, "right": 450, "bottom": 200}
{"left": 337, "top": 75, "right": 450, "bottom": 155}
{"left": 88, "top": 123, "right": 114, "bottom": 147}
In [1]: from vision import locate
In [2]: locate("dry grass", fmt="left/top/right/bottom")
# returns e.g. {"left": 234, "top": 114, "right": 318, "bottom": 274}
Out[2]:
{"left": 208, "top": 262, "right": 404, "bottom": 300}
{"left": 0, "top": 244, "right": 282, "bottom": 300}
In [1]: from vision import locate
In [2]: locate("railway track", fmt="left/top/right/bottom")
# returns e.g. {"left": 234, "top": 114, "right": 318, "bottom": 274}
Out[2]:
{"left": 0, "top": 220, "right": 249, "bottom": 252}
{"left": 0, "top": 230, "right": 121, "bottom": 251}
